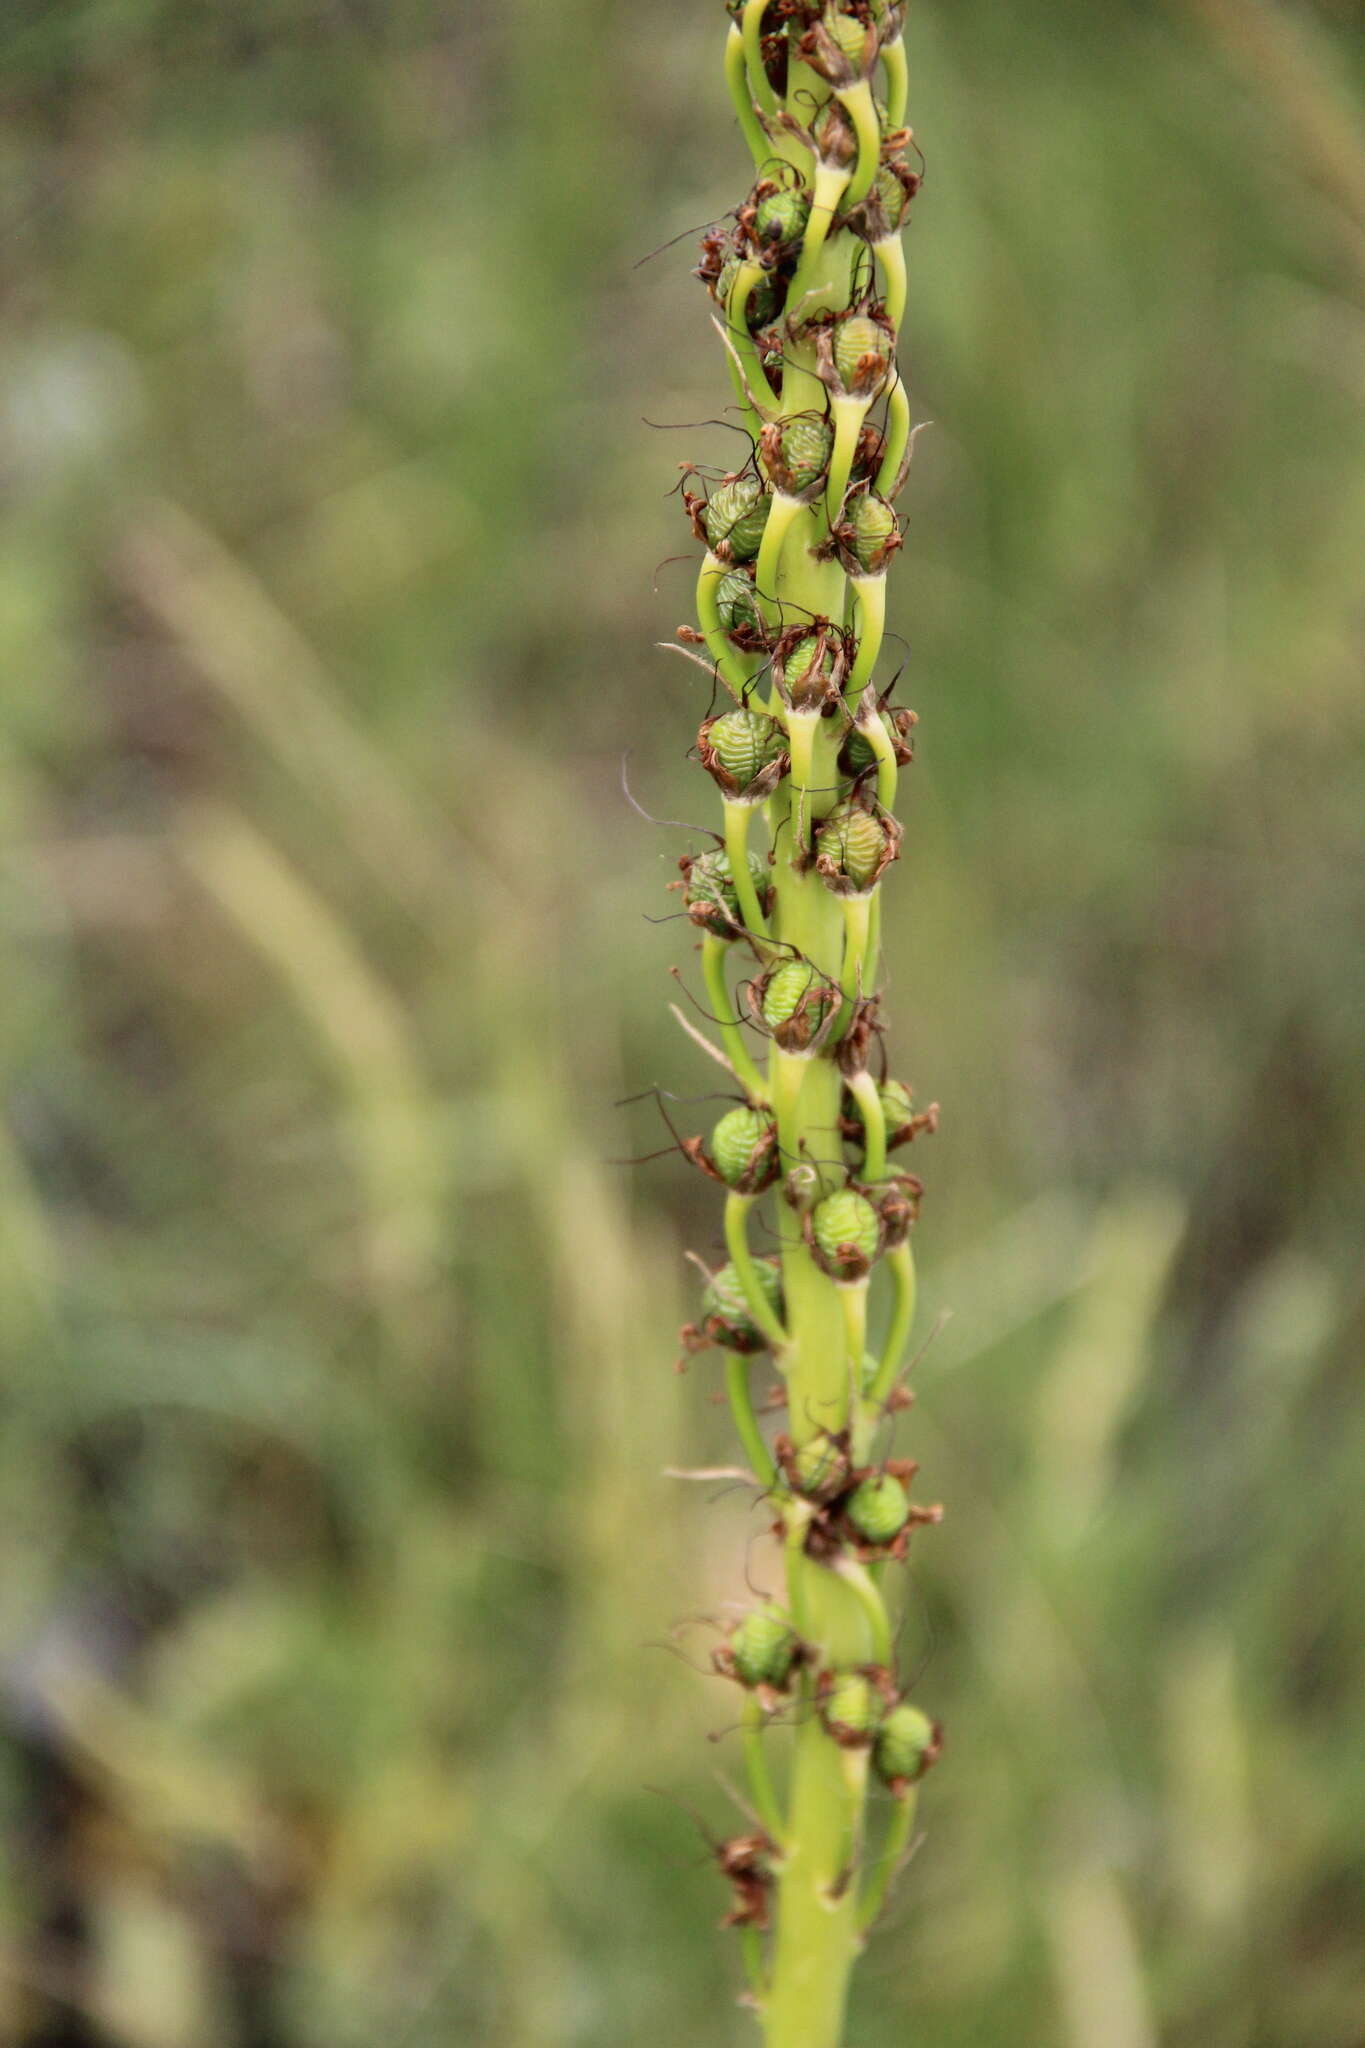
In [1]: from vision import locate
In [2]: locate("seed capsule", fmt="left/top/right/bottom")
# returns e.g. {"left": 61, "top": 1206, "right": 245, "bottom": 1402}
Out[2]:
{"left": 832, "top": 313, "right": 894, "bottom": 396}
{"left": 791, "top": 1429, "right": 851, "bottom": 1502}
{"left": 812, "top": 97, "right": 857, "bottom": 170}
{"left": 705, "top": 476, "right": 771, "bottom": 561}
{"left": 780, "top": 633, "right": 839, "bottom": 709}
{"left": 760, "top": 959, "right": 830, "bottom": 1047}
{"left": 810, "top": 1189, "right": 882, "bottom": 1279}
{"left": 873, "top": 162, "right": 915, "bottom": 234}
{"left": 874, "top": 1702, "right": 940, "bottom": 1787}
{"left": 801, "top": 8, "right": 870, "bottom": 86}
{"left": 714, "top": 568, "right": 763, "bottom": 636}
{"left": 708, "top": 708, "right": 786, "bottom": 787}
{"left": 728, "top": 1604, "right": 799, "bottom": 1690}
{"left": 843, "top": 491, "right": 899, "bottom": 574}
{"left": 710, "top": 1106, "right": 779, "bottom": 1190}
{"left": 822, "top": 1671, "right": 883, "bottom": 1746}
{"left": 845, "top": 1471, "right": 911, "bottom": 1545}
{"left": 878, "top": 1079, "right": 916, "bottom": 1132}
{"left": 754, "top": 188, "right": 810, "bottom": 245}
{"left": 815, "top": 801, "right": 890, "bottom": 893}
{"left": 828, "top": 11, "right": 869, "bottom": 65}
{"left": 701, "top": 1257, "right": 785, "bottom": 1351}
{"left": 763, "top": 412, "right": 834, "bottom": 497}
{"left": 681, "top": 846, "right": 770, "bottom": 938}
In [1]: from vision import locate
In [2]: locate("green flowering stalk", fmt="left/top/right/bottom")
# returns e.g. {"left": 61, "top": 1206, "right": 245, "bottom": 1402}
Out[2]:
{"left": 661, "top": 8, "right": 943, "bottom": 2043}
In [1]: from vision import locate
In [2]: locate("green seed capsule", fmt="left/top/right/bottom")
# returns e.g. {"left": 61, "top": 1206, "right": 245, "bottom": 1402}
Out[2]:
{"left": 683, "top": 847, "right": 769, "bottom": 938}
{"left": 828, "top": 11, "right": 869, "bottom": 64}
{"left": 702, "top": 1257, "right": 784, "bottom": 1349}
{"left": 832, "top": 314, "right": 893, "bottom": 395}
{"left": 781, "top": 633, "right": 839, "bottom": 709}
{"left": 844, "top": 491, "right": 898, "bottom": 574}
{"left": 761, "top": 959, "right": 827, "bottom": 1033}
{"left": 846, "top": 1471, "right": 911, "bottom": 1545}
{"left": 754, "top": 188, "right": 810, "bottom": 245}
{"left": 873, "top": 163, "right": 913, "bottom": 233}
{"left": 775, "top": 414, "right": 834, "bottom": 494}
{"left": 813, "top": 97, "right": 856, "bottom": 168}
{"left": 811, "top": 1189, "right": 881, "bottom": 1279}
{"left": 729, "top": 1604, "right": 798, "bottom": 1689}
{"left": 822, "top": 1671, "right": 883, "bottom": 1745}
{"left": 878, "top": 1079, "right": 916, "bottom": 1132}
{"left": 705, "top": 477, "right": 771, "bottom": 561}
{"left": 714, "top": 568, "right": 763, "bottom": 635}
{"left": 875, "top": 1702, "right": 938, "bottom": 1785}
{"left": 708, "top": 708, "right": 786, "bottom": 787}
{"left": 710, "top": 1106, "right": 778, "bottom": 1189}
{"left": 816, "top": 801, "right": 889, "bottom": 891}
{"left": 784, "top": 635, "right": 834, "bottom": 687}
{"left": 791, "top": 1429, "right": 850, "bottom": 1501}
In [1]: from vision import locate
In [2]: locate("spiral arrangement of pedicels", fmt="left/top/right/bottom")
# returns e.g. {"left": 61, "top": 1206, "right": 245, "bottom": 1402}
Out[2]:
{"left": 664, "top": 9, "right": 942, "bottom": 2044}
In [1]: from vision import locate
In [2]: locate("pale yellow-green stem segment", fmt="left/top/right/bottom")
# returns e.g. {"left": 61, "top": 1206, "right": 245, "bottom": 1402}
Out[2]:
{"left": 698, "top": 552, "right": 759, "bottom": 702}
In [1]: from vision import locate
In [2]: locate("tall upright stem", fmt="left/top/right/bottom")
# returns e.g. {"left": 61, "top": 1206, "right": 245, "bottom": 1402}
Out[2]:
{"left": 660, "top": 11, "right": 945, "bottom": 2041}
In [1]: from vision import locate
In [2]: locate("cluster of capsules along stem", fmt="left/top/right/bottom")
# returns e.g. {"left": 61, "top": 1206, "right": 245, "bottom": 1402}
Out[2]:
{"left": 659, "top": 1, "right": 946, "bottom": 1999}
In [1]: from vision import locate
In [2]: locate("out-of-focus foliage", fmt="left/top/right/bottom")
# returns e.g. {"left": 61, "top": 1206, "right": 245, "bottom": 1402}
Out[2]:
{"left": 0, "top": 2, "right": 1362, "bottom": 2043}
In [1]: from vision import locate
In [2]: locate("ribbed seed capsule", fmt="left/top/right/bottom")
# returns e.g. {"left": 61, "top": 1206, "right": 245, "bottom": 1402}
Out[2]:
{"left": 813, "top": 96, "right": 857, "bottom": 168}
{"left": 682, "top": 847, "right": 769, "bottom": 938}
{"left": 714, "top": 568, "right": 763, "bottom": 635}
{"left": 705, "top": 477, "right": 770, "bottom": 561}
{"left": 702, "top": 1257, "right": 784, "bottom": 1350}
{"left": 874, "top": 1702, "right": 938, "bottom": 1786}
{"left": 709, "top": 708, "right": 785, "bottom": 786}
{"left": 844, "top": 491, "right": 898, "bottom": 574}
{"left": 828, "top": 10, "right": 870, "bottom": 64}
{"left": 781, "top": 634, "right": 838, "bottom": 709}
{"left": 822, "top": 1671, "right": 883, "bottom": 1746}
{"left": 770, "top": 413, "right": 834, "bottom": 495}
{"left": 791, "top": 1429, "right": 851, "bottom": 1501}
{"left": 729, "top": 1604, "right": 799, "bottom": 1690}
{"left": 754, "top": 188, "right": 810, "bottom": 245}
{"left": 832, "top": 314, "right": 893, "bottom": 395}
{"left": 811, "top": 1189, "right": 881, "bottom": 1279}
{"left": 761, "top": 959, "right": 829, "bottom": 1037}
{"left": 816, "top": 801, "right": 889, "bottom": 891}
{"left": 710, "top": 1106, "right": 778, "bottom": 1189}
{"left": 845, "top": 1472, "right": 911, "bottom": 1545}
{"left": 878, "top": 1079, "right": 916, "bottom": 1132}
{"left": 873, "top": 163, "right": 914, "bottom": 233}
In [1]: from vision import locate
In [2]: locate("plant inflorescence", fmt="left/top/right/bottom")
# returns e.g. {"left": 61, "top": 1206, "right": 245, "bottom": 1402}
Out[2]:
{"left": 656, "top": 7, "right": 942, "bottom": 2043}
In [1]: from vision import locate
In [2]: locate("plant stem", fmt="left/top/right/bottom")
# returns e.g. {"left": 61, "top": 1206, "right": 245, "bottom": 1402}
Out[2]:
{"left": 855, "top": 1786, "right": 918, "bottom": 1937}
{"left": 845, "top": 1068, "right": 887, "bottom": 1184}
{"left": 866, "top": 1240, "right": 916, "bottom": 1415}
{"left": 728, "top": 1358, "right": 778, "bottom": 1503}
{"left": 702, "top": 932, "right": 768, "bottom": 1104}
{"left": 726, "top": 1192, "right": 789, "bottom": 1356}
{"left": 724, "top": 799, "right": 772, "bottom": 943}
{"left": 699, "top": 552, "right": 758, "bottom": 700}
{"left": 743, "top": 1695, "right": 788, "bottom": 1845}
{"left": 726, "top": 25, "right": 770, "bottom": 166}
{"left": 662, "top": 12, "right": 944, "bottom": 2037}
{"left": 881, "top": 36, "right": 909, "bottom": 129}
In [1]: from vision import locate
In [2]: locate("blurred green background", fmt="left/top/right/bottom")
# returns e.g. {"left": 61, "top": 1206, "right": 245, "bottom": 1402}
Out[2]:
{"left": 1, "top": 1, "right": 1363, "bottom": 2043}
